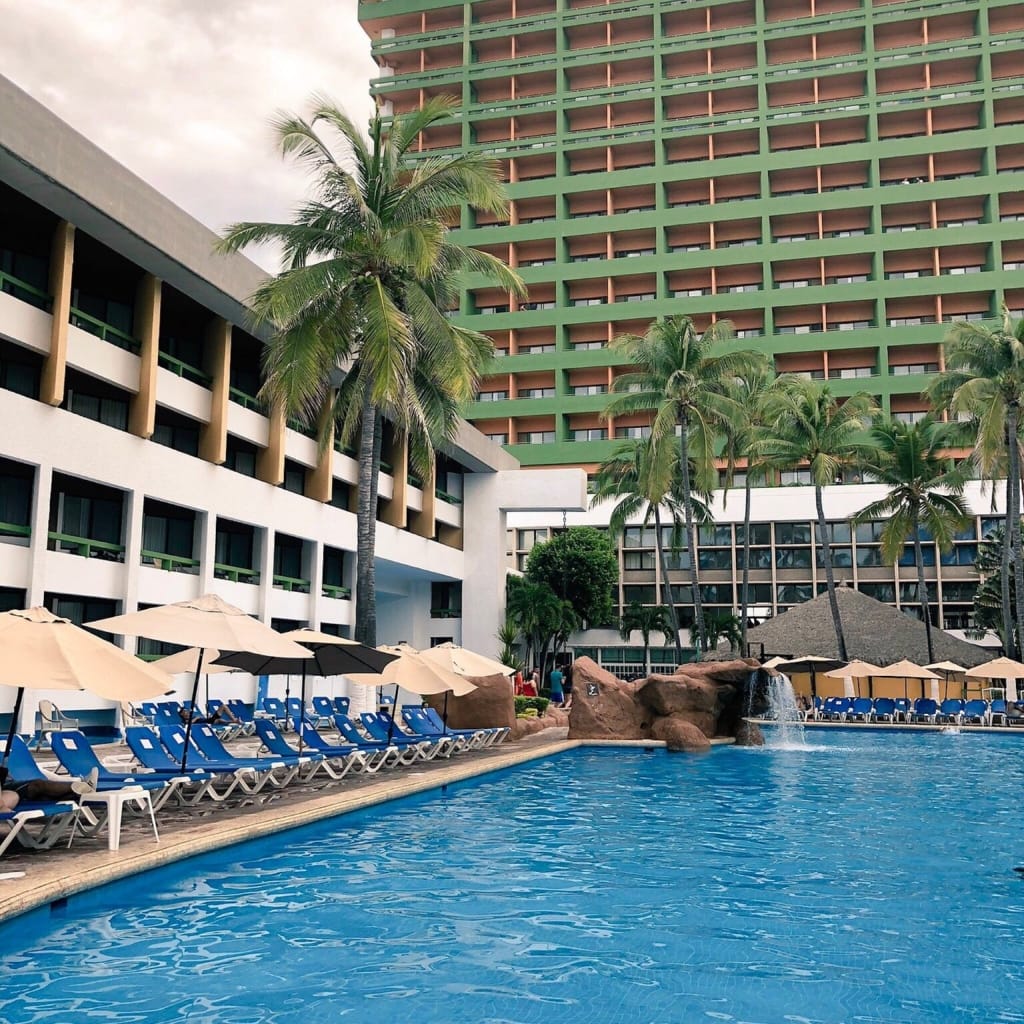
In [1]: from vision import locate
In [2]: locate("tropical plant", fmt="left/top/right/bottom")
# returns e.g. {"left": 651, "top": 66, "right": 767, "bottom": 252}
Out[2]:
{"left": 524, "top": 526, "right": 619, "bottom": 629}
{"left": 927, "top": 308, "right": 1024, "bottom": 658}
{"left": 721, "top": 364, "right": 776, "bottom": 654}
{"left": 604, "top": 315, "right": 766, "bottom": 657}
{"left": 973, "top": 524, "right": 1014, "bottom": 647}
{"left": 496, "top": 620, "right": 524, "bottom": 675}
{"left": 754, "top": 377, "right": 877, "bottom": 660}
{"left": 219, "top": 95, "right": 524, "bottom": 646}
{"left": 702, "top": 612, "right": 743, "bottom": 654}
{"left": 592, "top": 439, "right": 711, "bottom": 658}
{"left": 506, "top": 576, "right": 576, "bottom": 684}
{"left": 851, "top": 416, "right": 971, "bottom": 663}
{"left": 618, "top": 601, "right": 673, "bottom": 675}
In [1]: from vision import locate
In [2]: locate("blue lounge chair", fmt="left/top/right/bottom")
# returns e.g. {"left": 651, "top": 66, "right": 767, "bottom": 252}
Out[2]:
{"left": 332, "top": 697, "right": 351, "bottom": 716}
{"left": 893, "top": 697, "right": 912, "bottom": 722}
{"left": 260, "top": 698, "right": 289, "bottom": 729}
{"left": 937, "top": 698, "right": 965, "bottom": 724}
{"left": 226, "top": 699, "right": 257, "bottom": 736}
{"left": 158, "top": 726, "right": 295, "bottom": 792}
{"left": 990, "top": 699, "right": 1008, "bottom": 726}
{"left": 360, "top": 711, "right": 455, "bottom": 760}
{"left": 872, "top": 698, "right": 896, "bottom": 722}
{"left": 311, "top": 697, "right": 336, "bottom": 726}
{"left": 0, "top": 799, "right": 81, "bottom": 856}
{"left": 848, "top": 697, "right": 873, "bottom": 722}
{"left": 910, "top": 698, "right": 938, "bottom": 723}
{"left": 48, "top": 731, "right": 180, "bottom": 811}
{"left": 253, "top": 720, "right": 364, "bottom": 781}
{"left": 421, "top": 706, "right": 508, "bottom": 746}
{"left": 124, "top": 727, "right": 244, "bottom": 803}
{"left": 332, "top": 714, "right": 416, "bottom": 765}
{"left": 822, "top": 697, "right": 852, "bottom": 721}
{"left": 295, "top": 721, "right": 391, "bottom": 772}
{"left": 962, "top": 699, "right": 989, "bottom": 725}
{"left": 401, "top": 706, "right": 474, "bottom": 750}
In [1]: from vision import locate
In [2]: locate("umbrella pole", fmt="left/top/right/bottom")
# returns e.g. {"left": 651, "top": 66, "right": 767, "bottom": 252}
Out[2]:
{"left": 441, "top": 691, "right": 450, "bottom": 735}
{"left": 386, "top": 684, "right": 399, "bottom": 744}
{"left": 297, "top": 664, "right": 307, "bottom": 754}
{"left": 284, "top": 675, "right": 291, "bottom": 729}
{"left": 181, "top": 649, "right": 205, "bottom": 773}
{"left": 1, "top": 687, "right": 25, "bottom": 777}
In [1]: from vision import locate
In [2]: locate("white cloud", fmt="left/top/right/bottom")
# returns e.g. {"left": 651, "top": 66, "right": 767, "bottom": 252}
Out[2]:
{"left": 1, "top": 0, "right": 377, "bottom": 269}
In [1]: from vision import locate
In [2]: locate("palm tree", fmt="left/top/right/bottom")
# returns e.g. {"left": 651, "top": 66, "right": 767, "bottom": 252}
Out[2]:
{"left": 619, "top": 602, "right": 673, "bottom": 676}
{"left": 506, "top": 577, "right": 573, "bottom": 684}
{"left": 755, "top": 377, "right": 877, "bottom": 660}
{"left": 219, "top": 95, "right": 524, "bottom": 646}
{"left": 604, "top": 315, "right": 766, "bottom": 657}
{"left": 591, "top": 438, "right": 709, "bottom": 660}
{"left": 721, "top": 365, "right": 775, "bottom": 654}
{"left": 851, "top": 417, "right": 970, "bottom": 663}
{"left": 927, "top": 309, "right": 1024, "bottom": 658}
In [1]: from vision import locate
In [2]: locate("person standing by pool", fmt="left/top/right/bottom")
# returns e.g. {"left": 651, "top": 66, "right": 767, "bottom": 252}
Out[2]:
{"left": 549, "top": 665, "right": 565, "bottom": 706}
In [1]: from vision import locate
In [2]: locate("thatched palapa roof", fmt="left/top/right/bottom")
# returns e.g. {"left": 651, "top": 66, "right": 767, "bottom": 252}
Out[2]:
{"left": 739, "top": 587, "right": 991, "bottom": 668}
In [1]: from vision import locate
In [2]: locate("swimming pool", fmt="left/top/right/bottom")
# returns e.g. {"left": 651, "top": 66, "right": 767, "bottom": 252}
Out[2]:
{"left": 2, "top": 733, "right": 1024, "bottom": 1023}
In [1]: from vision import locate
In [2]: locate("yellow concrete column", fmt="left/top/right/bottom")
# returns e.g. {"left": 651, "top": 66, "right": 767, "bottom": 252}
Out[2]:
{"left": 129, "top": 274, "right": 161, "bottom": 438}
{"left": 39, "top": 220, "right": 75, "bottom": 407}
{"left": 307, "top": 398, "right": 335, "bottom": 504}
{"left": 409, "top": 459, "right": 437, "bottom": 539}
{"left": 199, "top": 318, "right": 231, "bottom": 465}
{"left": 257, "top": 399, "right": 286, "bottom": 487}
{"left": 380, "top": 431, "right": 408, "bottom": 528}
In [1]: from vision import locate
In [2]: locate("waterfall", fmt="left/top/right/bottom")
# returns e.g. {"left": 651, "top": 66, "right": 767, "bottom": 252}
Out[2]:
{"left": 764, "top": 673, "right": 808, "bottom": 749}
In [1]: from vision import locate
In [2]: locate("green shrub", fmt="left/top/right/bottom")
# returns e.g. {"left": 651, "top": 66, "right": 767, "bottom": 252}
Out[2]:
{"left": 515, "top": 696, "right": 551, "bottom": 717}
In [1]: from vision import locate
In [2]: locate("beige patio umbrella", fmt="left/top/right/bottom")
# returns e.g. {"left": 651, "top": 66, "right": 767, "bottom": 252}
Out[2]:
{"left": 348, "top": 644, "right": 477, "bottom": 742}
{"left": 966, "top": 657, "right": 1024, "bottom": 703}
{"left": 153, "top": 646, "right": 242, "bottom": 718}
{"left": 925, "top": 660, "right": 969, "bottom": 701}
{"left": 0, "top": 607, "right": 172, "bottom": 772}
{"left": 823, "top": 659, "right": 884, "bottom": 699}
{"left": 88, "top": 594, "right": 311, "bottom": 770}
{"left": 418, "top": 642, "right": 514, "bottom": 679}
{"left": 874, "top": 659, "right": 941, "bottom": 702}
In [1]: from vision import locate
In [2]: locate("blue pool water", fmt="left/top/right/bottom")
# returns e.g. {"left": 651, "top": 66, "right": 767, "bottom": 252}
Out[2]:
{"left": 2, "top": 733, "right": 1024, "bottom": 1023}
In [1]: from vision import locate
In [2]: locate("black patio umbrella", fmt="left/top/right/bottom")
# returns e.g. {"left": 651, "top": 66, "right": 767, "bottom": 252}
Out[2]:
{"left": 212, "top": 630, "right": 398, "bottom": 752}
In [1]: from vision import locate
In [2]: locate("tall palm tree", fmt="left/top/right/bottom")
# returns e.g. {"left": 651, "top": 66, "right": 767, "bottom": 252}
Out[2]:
{"left": 604, "top": 315, "right": 766, "bottom": 657}
{"left": 721, "top": 365, "right": 775, "bottom": 654}
{"left": 619, "top": 602, "right": 673, "bottom": 676}
{"left": 219, "top": 96, "right": 524, "bottom": 645}
{"left": 851, "top": 417, "right": 970, "bottom": 663}
{"left": 591, "top": 438, "right": 709, "bottom": 660}
{"left": 927, "top": 309, "right": 1024, "bottom": 658}
{"left": 755, "top": 377, "right": 876, "bottom": 660}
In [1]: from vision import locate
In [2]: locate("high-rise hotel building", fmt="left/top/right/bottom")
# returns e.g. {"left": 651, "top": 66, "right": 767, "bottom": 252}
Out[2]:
{"left": 358, "top": 0, "right": 1023, "bottom": 661}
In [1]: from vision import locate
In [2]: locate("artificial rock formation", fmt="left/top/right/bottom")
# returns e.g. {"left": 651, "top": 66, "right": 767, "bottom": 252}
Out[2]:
{"left": 425, "top": 672, "right": 516, "bottom": 735}
{"left": 568, "top": 656, "right": 764, "bottom": 751}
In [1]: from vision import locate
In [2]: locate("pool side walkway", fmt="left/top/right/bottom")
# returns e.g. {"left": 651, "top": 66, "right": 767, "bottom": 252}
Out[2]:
{"left": 0, "top": 728, "right": 590, "bottom": 925}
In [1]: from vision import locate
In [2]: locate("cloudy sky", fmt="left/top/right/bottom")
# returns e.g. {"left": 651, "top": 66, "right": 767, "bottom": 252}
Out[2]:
{"left": 2, "top": 0, "right": 378, "bottom": 269}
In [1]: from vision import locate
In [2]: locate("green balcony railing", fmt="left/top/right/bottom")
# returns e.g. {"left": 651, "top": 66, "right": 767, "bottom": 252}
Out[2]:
{"left": 407, "top": 473, "right": 424, "bottom": 489}
{"left": 0, "top": 520, "right": 31, "bottom": 539}
{"left": 69, "top": 308, "right": 140, "bottom": 354}
{"left": 0, "top": 270, "right": 52, "bottom": 311}
{"left": 48, "top": 531, "right": 125, "bottom": 561}
{"left": 213, "top": 563, "right": 260, "bottom": 584}
{"left": 321, "top": 583, "right": 352, "bottom": 600}
{"left": 430, "top": 607, "right": 462, "bottom": 619}
{"left": 157, "top": 351, "right": 212, "bottom": 387}
{"left": 140, "top": 549, "right": 200, "bottom": 573}
{"left": 228, "top": 386, "right": 261, "bottom": 411}
{"left": 435, "top": 489, "right": 463, "bottom": 505}
{"left": 273, "top": 574, "right": 311, "bottom": 594}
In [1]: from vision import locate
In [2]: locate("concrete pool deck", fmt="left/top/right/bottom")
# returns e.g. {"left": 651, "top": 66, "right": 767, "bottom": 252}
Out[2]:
{"left": 0, "top": 728, "right": 589, "bottom": 925}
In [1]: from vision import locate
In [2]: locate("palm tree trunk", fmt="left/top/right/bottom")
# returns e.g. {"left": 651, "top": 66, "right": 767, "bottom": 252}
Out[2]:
{"left": 815, "top": 484, "right": 848, "bottom": 660}
{"left": 354, "top": 389, "right": 379, "bottom": 646}
{"left": 1003, "top": 460, "right": 1017, "bottom": 658}
{"left": 1009, "top": 405, "right": 1024, "bottom": 660}
{"left": 739, "top": 473, "right": 753, "bottom": 655}
{"left": 643, "top": 637, "right": 651, "bottom": 676}
{"left": 677, "top": 414, "right": 705, "bottom": 658}
{"left": 652, "top": 504, "right": 684, "bottom": 659}
{"left": 913, "top": 519, "right": 934, "bottom": 664}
